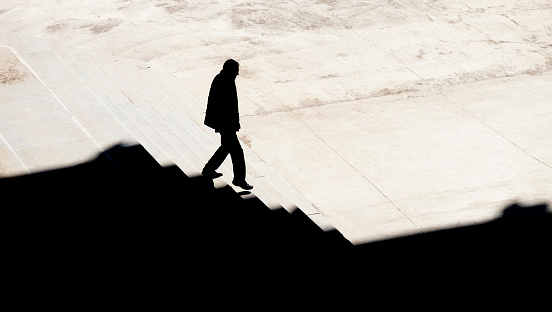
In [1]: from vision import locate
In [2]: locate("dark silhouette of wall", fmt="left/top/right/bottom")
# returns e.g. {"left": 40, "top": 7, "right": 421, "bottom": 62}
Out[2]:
{"left": 2, "top": 145, "right": 350, "bottom": 289}
{"left": 2, "top": 144, "right": 550, "bottom": 303}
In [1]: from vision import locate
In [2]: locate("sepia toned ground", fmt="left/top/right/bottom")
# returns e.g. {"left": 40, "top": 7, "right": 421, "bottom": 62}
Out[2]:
{"left": 1, "top": 0, "right": 551, "bottom": 243}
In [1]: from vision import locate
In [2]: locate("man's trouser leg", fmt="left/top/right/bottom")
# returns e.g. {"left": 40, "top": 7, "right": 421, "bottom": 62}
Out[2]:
{"left": 203, "top": 139, "right": 229, "bottom": 173}
{"left": 221, "top": 131, "right": 246, "bottom": 183}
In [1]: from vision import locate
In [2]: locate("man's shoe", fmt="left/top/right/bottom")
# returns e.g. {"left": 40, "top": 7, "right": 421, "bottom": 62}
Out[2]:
{"left": 202, "top": 169, "right": 223, "bottom": 179}
{"left": 232, "top": 180, "right": 253, "bottom": 190}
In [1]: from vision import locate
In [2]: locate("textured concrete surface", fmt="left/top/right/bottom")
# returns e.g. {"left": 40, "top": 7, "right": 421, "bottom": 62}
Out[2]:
{"left": 0, "top": 47, "right": 102, "bottom": 175}
{"left": 1, "top": 0, "right": 551, "bottom": 243}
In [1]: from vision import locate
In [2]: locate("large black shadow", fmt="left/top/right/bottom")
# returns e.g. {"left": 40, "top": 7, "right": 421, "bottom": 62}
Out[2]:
{"left": 3, "top": 144, "right": 550, "bottom": 295}
{"left": 2, "top": 144, "right": 349, "bottom": 278}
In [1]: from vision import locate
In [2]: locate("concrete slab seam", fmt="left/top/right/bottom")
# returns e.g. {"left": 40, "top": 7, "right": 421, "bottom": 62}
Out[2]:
{"left": 439, "top": 90, "right": 552, "bottom": 171}
{"left": 341, "top": 24, "right": 422, "bottom": 80}
{"left": 289, "top": 107, "right": 422, "bottom": 233}
{"left": 0, "top": 130, "right": 30, "bottom": 174}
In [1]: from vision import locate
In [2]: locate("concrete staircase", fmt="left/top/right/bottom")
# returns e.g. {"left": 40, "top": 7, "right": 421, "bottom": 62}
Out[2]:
{"left": 0, "top": 34, "right": 333, "bottom": 232}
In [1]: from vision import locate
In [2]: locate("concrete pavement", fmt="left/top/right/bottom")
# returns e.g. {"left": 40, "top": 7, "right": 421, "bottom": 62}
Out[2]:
{"left": 0, "top": 46, "right": 103, "bottom": 175}
{"left": 1, "top": 0, "right": 551, "bottom": 244}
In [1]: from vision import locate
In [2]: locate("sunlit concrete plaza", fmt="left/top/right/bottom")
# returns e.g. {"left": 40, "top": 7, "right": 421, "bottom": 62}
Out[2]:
{"left": 1, "top": 1, "right": 551, "bottom": 244}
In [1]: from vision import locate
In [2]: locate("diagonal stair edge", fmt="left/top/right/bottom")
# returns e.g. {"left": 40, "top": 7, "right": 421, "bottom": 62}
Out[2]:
{"left": 139, "top": 58, "right": 334, "bottom": 230}
{"left": 1, "top": 33, "right": 335, "bottom": 232}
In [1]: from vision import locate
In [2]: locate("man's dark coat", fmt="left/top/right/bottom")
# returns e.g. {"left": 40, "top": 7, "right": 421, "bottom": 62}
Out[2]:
{"left": 204, "top": 70, "right": 240, "bottom": 132}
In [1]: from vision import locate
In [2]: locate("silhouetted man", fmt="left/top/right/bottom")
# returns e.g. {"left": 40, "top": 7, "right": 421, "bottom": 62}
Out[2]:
{"left": 202, "top": 59, "right": 253, "bottom": 190}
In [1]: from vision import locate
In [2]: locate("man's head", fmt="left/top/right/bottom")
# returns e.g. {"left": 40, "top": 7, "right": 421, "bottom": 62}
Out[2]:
{"left": 223, "top": 59, "right": 240, "bottom": 79}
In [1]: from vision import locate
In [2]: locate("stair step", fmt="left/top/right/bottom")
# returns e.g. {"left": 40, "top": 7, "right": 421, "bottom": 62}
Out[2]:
{"left": 107, "top": 56, "right": 208, "bottom": 173}
{"left": 91, "top": 54, "right": 198, "bottom": 172}
{"left": 116, "top": 58, "right": 213, "bottom": 161}
{"left": 141, "top": 66, "right": 220, "bottom": 151}
{"left": 140, "top": 65, "right": 205, "bottom": 129}
{"left": 17, "top": 48, "right": 133, "bottom": 149}
{"left": 3, "top": 34, "right": 334, "bottom": 233}
{"left": 145, "top": 65, "right": 262, "bottom": 164}
{"left": 95, "top": 54, "right": 275, "bottom": 207}
{"left": 252, "top": 160, "right": 320, "bottom": 216}
{"left": 111, "top": 55, "right": 333, "bottom": 229}
{"left": 67, "top": 50, "right": 175, "bottom": 168}
{"left": 53, "top": 48, "right": 133, "bottom": 123}
{"left": 113, "top": 58, "right": 269, "bottom": 178}
{"left": 143, "top": 58, "right": 331, "bottom": 225}
{"left": 146, "top": 63, "right": 206, "bottom": 116}
{"left": 129, "top": 61, "right": 288, "bottom": 209}
{"left": 139, "top": 64, "right": 267, "bottom": 179}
